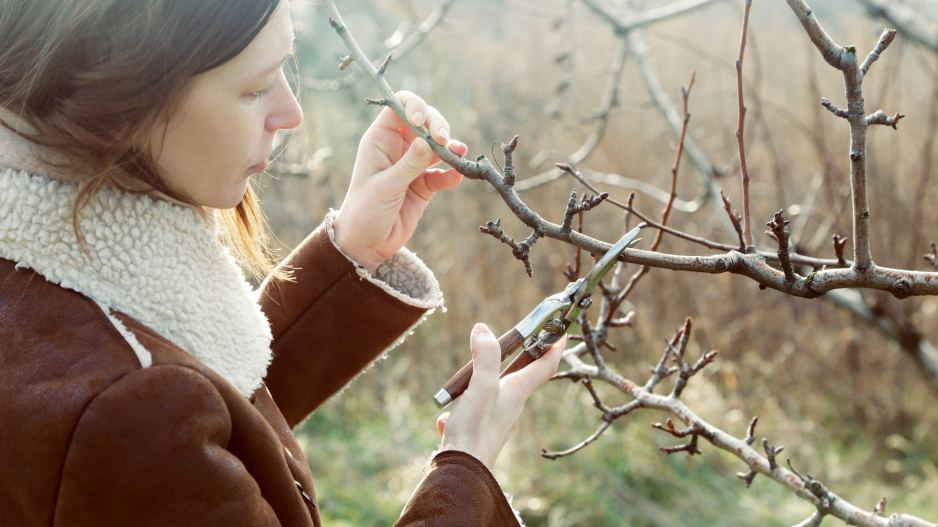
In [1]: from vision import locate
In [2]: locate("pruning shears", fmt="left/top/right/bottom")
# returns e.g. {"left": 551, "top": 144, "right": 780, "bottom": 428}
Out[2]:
{"left": 434, "top": 227, "right": 642, "bottom": 408}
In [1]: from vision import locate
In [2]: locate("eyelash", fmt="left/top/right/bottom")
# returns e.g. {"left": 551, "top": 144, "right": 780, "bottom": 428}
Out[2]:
{"left": 251, "top": 84, "right": 275, "bottom": 99}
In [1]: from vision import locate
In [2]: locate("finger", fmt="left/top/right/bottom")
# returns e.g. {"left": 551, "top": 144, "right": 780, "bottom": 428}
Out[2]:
{"left": 396, "top": 90, "right": 428, "bottom": 128}
{"left": 424, "top": 105, "right": 450, "bottom": 146}
{"left": 501, "top": 336, "right": 567, "bottom": 403}
{"left": 436, "top": 412, "right": 450, "bottom": 437}
{"left": 417, "top": 139, "right": 467, "bottom": 173}
{"left": 447, "top": 140, "right": 468, "bottom": 158}
{"left": 386, "top": 137, "right": 433, "bottom": 184}
{"left": 408, "top": 169, "right": 462, "bottom": 200}
{"left": 424, "top": 169, "right": 462, "bottom": 194}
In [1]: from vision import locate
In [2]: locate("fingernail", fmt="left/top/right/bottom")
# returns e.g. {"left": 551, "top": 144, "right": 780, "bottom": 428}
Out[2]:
{"left": 439, "top": 128, "right": 449, "bottom": 143}
{"left": 473, "top": 323, "right": 490, "bottom": 335}
{"left": 411, "top": 111, "right": 425, "bottom": 126}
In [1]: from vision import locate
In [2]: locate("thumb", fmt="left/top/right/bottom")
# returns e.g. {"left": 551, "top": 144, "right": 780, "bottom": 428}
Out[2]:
{"left": 436, "top": 412, "right": 449, "bottom": 437}
{"left": 388, "top": 137, "right": 433, "bottom": 183}
{"left": 465, "top": 323, "right": 501, "bottom": 400}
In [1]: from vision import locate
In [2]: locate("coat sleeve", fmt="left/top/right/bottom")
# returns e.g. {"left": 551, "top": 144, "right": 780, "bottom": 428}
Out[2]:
{"left": 395, "top": 451, "right": 522, "bottom": 527}
{"left": 54, "top": 366, "right": 283, "bottom": 527}
{"left": 256, "top": 212, "right": 443, "bottom": 427}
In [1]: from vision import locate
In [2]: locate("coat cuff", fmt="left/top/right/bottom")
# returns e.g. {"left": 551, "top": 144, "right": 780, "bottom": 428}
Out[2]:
{"left": 324, "top": 210, "right": 443, "bottom": 311}
{"left": 396, "top": 450, "right": 523, "bottom": 526}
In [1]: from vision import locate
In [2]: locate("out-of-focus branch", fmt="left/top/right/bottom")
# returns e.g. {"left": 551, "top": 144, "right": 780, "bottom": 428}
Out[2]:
{"left": 577, "top": 169, "right": 704, "bottom": 213}
{"left": 309, "top": 0, "right": 457, "bottom": 91}
{"left": 627, "top": 27, "right": 727, "bottom": 224}
{"left": 519, "top": 1, "right": 725, "bottom": 205}
{"left": 580, "top": 0, "right": 720, "bottom": 33}
{"left": 859, "top": 0, "right": 938, "bottom": 53}
{"left": 517, "top": 35, "right": 629, "bottom": 190}
{"left": 615, "top": 71, "right": 695, "bottom": 302}
{"left": 826, "top": 288, "right": 938, "bottom": 394}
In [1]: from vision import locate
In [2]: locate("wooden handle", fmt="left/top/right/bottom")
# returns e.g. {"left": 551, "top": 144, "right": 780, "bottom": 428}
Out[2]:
{"left": 499, "top": 347, "right": 539, "bottom": 378}
{"left": 434, "top": 328, "right": 525, "bottom": 408}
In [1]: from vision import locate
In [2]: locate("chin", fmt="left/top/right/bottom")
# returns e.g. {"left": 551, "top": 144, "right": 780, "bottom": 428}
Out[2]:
{"left": 203, "top": 181, "right": 250, "bottom": 210}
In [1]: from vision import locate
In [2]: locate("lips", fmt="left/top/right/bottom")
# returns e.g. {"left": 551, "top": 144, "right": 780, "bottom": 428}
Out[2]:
{"left": 247, "top": 151, "right": 275, "bottom": 174}
{"left": 246, "top": 159, "right": 268, "bottom": 174}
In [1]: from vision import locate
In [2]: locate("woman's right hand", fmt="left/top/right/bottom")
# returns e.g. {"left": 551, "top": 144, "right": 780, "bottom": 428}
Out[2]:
{"left": 435, "top": 323, "right": 565, "bottom": 469}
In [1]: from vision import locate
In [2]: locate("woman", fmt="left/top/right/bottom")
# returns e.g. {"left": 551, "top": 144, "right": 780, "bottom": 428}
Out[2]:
{"left": 0, "top": 0, "right": 563, "bottom": 525}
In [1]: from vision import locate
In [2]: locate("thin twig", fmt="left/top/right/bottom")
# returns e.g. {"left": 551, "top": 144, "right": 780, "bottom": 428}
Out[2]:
{"left": 736, "top": 0, "right": 755, "bottom": 248}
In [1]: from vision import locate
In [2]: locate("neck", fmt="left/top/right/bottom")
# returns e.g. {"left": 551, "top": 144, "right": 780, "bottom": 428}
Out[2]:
{"left": 0, "top": 107, "right": 63, "bottom": 176}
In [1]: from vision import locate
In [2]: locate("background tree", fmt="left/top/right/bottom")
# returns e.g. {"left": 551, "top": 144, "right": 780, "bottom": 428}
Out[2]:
{"left": 264, "top": 0, "right": 938, "bottom": 524}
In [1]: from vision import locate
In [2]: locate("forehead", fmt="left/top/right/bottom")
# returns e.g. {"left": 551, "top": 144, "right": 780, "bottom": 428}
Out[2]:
{"left": 241, "top": 2, "right": 294, "bottom": 64}
{"left": 209, "top": 1, "right": 295, "bottom": 79}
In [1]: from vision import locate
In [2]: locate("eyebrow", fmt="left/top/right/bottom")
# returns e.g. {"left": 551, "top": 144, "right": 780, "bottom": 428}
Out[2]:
{"left": 256, "top": 35, "right": 296, "bottom": 77}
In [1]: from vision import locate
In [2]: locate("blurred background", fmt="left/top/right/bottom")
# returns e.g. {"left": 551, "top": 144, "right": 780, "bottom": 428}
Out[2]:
{"left": 261, "top": 0, "right": 938, "bottom": 524}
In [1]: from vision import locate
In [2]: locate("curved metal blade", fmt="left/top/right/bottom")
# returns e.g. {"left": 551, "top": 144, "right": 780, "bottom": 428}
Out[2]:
{"left": 570, "top": 227, "right": 642, "bottom": 313}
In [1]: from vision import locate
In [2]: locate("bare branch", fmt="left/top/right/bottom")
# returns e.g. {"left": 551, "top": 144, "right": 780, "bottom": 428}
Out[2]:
{"left": 552, "top": 320, "right": 937, "bottom": 526}
{"left": 762, "top": 438, "right": 785, "bottom": 471}
{"left": 767, "top": 209, "right": 796, "bottom": 281}
{"left": 861, "top": 28, "right": 898, "bottom": 74}
{"left": 784, "top": 0, "right": 902, "bottom": 272}
{"left": 721, "top": 191, "right": 746, "bottom": 250}
{"left": 541, "top": 419, "right": 613, "bottom": 460}
{"left": 791, "top": 512, "right": 826, "bottom": 527}
{"left": 925, "top": 242, "right": 938, "bottom": 271}
{"left": 866, "top": 110, "right": 906, "bottom": 129}
{"left": 821, "top": 97, "right": 849, "bottom": 118}
{"left": 502, "top": 135, "right": 519, "bottom": 186}
{"left": 833, "top": 235, "right": 849, "bottom": 267}
{"left": 736, "top": 0, "right": 755, "bottom": 248}
{"left": 785, "top": 0, "right": 848, "bottom": 69}
{"left": 479, "top": 219, "right": 540, "bottom": 277}
{"left": 744, "top": 416, "right": 758, "bottom": 445}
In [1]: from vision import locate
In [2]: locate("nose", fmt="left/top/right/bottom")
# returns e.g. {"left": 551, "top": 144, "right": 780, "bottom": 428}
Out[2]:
{"left": 265, "top": 72, "right": 303, "bottom": 131}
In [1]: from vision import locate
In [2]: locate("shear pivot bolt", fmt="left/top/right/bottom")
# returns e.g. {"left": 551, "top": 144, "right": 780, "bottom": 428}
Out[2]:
{"left": 578, "top": 297, "right": 593, "bottom": 310}
{"left": 544, "top": 319, "right": 566, "bottom": 335}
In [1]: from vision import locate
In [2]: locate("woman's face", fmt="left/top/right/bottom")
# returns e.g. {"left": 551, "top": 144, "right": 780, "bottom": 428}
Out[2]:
{"left": 149, "top": 1, "right": 302, "bottom": 209}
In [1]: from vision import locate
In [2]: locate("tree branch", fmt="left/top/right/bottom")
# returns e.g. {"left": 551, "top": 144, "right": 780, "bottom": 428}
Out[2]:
{"left": 784, "top": 0, "right": 902, "bottom": 272}
{"left": 736, "top": 0, "right": 754, "bottom": 248}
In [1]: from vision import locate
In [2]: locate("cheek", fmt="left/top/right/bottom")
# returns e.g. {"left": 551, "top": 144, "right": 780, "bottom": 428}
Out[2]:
{"left": 152, "top": 105, "right": 260, "bottom": 207}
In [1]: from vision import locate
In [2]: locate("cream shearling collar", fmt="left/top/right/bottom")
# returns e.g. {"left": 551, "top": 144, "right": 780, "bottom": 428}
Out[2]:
{"left": 0, "top": 168, "right": 274, "bottom": 397}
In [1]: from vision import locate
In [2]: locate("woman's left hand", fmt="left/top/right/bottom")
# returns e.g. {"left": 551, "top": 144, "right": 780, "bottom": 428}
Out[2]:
{"left": 333, "top": 91, "right": 468, "bottom": 273}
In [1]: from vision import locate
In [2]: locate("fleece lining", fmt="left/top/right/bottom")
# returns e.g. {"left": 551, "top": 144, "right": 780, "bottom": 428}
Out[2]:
{"left": 0, "top": 168, "right": 446, "bottom": 398}
{"left": 0, "top": 169, "right": 274, "bottom": 396}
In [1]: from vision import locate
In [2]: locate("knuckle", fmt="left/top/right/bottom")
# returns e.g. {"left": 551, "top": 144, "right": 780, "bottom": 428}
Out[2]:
{"left": 470, "top": 375, "right": 500, "bottom": 398}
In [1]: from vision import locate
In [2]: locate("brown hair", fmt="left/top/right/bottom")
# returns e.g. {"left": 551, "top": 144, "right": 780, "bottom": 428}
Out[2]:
{"left": 0, "top": 0, "right": 284, "bottom": 280}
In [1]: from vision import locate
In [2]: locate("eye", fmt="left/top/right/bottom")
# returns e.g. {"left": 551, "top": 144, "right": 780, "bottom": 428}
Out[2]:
{"left": 250, "top": 83, "right": 275, "bottom": 99}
